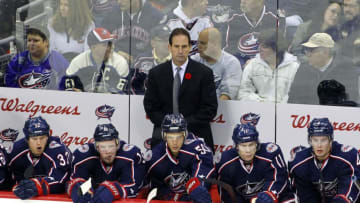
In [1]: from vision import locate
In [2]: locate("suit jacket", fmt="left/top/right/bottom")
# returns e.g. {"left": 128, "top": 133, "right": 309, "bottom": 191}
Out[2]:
{"left": 143, "top": 58, "right": 218, "bottom": 149}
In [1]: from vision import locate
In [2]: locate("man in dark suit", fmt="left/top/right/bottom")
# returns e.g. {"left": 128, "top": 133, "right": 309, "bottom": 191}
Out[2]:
{"left": 143, "top": 28, "right": 218, "bottom": 150}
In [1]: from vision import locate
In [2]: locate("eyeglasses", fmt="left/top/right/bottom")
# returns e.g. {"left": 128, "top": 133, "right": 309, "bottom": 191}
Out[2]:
{"left": 304, "top": 47, "right": 322, "bottom": 55}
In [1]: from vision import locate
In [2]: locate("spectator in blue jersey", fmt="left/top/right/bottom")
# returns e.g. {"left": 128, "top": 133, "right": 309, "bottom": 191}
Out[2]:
{"left": 145, "top": 114, "right": 214, "bottom": 202}
{"left": 215, "top": 123, "right": 295, "bottom": 203}
{"left": 191, "top": 27, "right": 242, "bottom": 100}
{"left": 5, "top": 28, "right": 69, "bottom": 90}
{"left": 66, "top": 123, "right": 145, "bottom": 203}
{"left": 130, "top": 25, "right": 172, "bottom": 95}
{"left": 9, "top": 116, "right": 72, "bottom": 200}
{"left": 288, "top": 118, "right": 360, "bottom": 202}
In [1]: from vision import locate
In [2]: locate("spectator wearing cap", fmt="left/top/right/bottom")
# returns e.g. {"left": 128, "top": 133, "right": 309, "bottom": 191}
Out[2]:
{"left": 5, "top": 28, "right": 69, "bottom": 90}
{"left": 130, "top": 25, "right": 172, "bottom": 95}
{"left": 288, "top": 32, "right": 359, "bottom": 105}
{"left": 191, "top": 27, "right": 242, "bottom": 100}
{"left": 64, "top": 27, "right": 129, "bottom": 93}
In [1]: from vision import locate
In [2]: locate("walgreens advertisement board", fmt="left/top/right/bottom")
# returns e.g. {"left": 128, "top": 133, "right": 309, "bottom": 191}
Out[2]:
{"left": 0, "top": 88, "right": 359, "bottom": 163}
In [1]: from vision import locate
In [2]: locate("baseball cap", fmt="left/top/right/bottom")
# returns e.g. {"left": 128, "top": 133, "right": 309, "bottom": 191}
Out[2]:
{"left": 87, "top": 27, "right": 116, "bottom": 47}
{"left": 301, "top": 33, "right": 335, "bottom": 48}
{"left": 151, "top": 25, "right": 171, "bottom": 40}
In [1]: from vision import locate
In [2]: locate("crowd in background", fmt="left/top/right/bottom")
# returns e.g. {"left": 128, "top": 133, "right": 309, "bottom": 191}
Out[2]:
{"left": 0, "top": 0, "right": 359, "bottom": 106}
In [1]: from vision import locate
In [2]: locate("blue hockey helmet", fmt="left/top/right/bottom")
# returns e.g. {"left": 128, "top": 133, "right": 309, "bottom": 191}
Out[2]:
{"left": 23, "top": 116, "right": 50, "bottom": 139}
{"left": 161, "top": 113, "right": 187, "bottom": 138}
{"left": 93, "top": 123, "right": 119, "bottom": 142}
{"left": 232, "top": 123, "right": 259, "bottom": 145}
{"left": 240, "top": 113, "right": 260, "bottom": 126}
{"left": 308, "top": 118, "right": 334, "bottom": 140}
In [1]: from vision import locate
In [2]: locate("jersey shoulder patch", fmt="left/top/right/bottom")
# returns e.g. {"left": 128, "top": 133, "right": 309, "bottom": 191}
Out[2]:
{"left": 143, "top": 150, "right": 152, "bottom": 162}
{"left": 266, "top": 143, "right": 278, "bottom": 153}
{"left": 122, "top": 143, "right": 135, "bottom": 152}
{"left": 184, "top": 138, "right": 196, "bottom": 145}
{"left": 49, "top": 140, "right": 62, "bottom": 149}
{"left": 79, "top": 144, "right": 90, "bottom": 153}
{"left": 341, "top": 145, "right": 354, "bottom": 153}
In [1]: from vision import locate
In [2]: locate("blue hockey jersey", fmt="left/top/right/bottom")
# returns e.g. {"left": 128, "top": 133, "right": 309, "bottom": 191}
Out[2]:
{"left": 69, "top": 141, "right": 145, "bottom": 198}
{"left": 288, "top": 141, "right": 360, "bottom": 203}
{"left": 5, "top": 50, "right": 68, "bottom": 89}
{"left": 145, "top": 138, "right": 215, "bottom": 201}
{"left": 215, "top": 143, "right": 295, "bottom": 203}
{"left": 7, "top": 136, "right": 72, "bottom": 194}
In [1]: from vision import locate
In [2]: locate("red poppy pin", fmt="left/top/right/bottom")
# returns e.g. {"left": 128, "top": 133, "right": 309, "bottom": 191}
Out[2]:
{"left": 185, "top": 73, "right": 192, "bottom": 80}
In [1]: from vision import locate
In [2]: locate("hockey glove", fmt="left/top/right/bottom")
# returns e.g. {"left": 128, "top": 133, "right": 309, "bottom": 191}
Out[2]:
{"left": 66, "top": 178, "right": 92, "bottom": 203}
{"left": 91, "top": 181, "right": 125, "bottom": 203}
{"left": 13, "top": 177, "right": 49, "bottom": 200}
{"left": 185, "top": 177, "right": 212, "bottom": 203}
{"left": 331, "top": 195, "right": 351, "bottom": 203}
{"left": 255, "top": 191, "right": 278, "bottom": 203}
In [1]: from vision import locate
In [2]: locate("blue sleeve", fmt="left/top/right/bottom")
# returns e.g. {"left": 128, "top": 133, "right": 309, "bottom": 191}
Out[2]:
{"left": 44, "top": 145, "right": 72, "bottom": 194}
{"left": 70, "top": 145, "right": 93, "bottom": 180}
{"left": 5, "top": 55, "right": 20, "bottom": 87}
{"left": 116, "top": 144, "right": 145, "bottom": 198}
{"left": 189, "top": 141, "right": 215, "bottom": 186}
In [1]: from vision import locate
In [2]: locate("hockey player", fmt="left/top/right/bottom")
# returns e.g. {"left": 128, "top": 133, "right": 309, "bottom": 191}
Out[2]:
{"left": 66, "top": 123, "right": 145, "bottom": 203}
{"left": 145, "top": 113, "right": 214, "bottom": 202}
{"left": 288, "top": 118, "right": 360, "bottom": 203}
{"left": 215, "top": 123, "right": 295, "bottom": 203}
{"left": 5, "top": 28, "right": 69, "bottom": 89}
{"left": 9, "top": 116, "right": 72, "bottom": 200}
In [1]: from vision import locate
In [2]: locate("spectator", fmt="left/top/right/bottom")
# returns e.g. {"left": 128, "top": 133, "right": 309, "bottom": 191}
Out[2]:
{"left": 47, "top": 0, "right": 95, "bottom": 57}
{"left": 5, "top": 28, "right": 69, "bottom": 90}
{"left": 89, "top": 0, "right": 116, "bottom": 26}
{"left": 237, "top": 29, "right": 299, "bottom": 103}
{"left": 339, "top": 0, "right": 360, "bottom": 58}
{"left": 143, "top": 28, "right": 218, "bottom": 149}
{"left": 224, "top": 0, "right": 285, "bottom": 66}
{"left": 290, "top": 0, "right": 342, "bottom": 61}
{"left": 9, "top": 117, "right": 72, "bottom": 200}
{"left": 130, "top": 25, "right": 172, "bottom": 95}
{"left": 102, "top": 0, "right": 165, "bottom": 61}
{"left": 65, "top": 28, "right": 129, "bottom": 93}
{"left": 288, "top": 33, "right": 359, "bottom": 104}
{"left": 192, "top": 27, "right": 242, "bottom": 100}
{"left": 66, "top": 123, "right": 145, "bottom": 202}
{"left": 167, "top": 0, "right": 212, "bottom": 55}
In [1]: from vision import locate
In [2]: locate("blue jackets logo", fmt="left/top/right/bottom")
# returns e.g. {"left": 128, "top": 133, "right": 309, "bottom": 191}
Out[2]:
{"left": 95, "top": 104, "right": 115, "bottom": 120}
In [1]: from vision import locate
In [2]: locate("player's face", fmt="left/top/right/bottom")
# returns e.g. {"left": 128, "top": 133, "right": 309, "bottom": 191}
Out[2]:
{"left": 344, "top": 0, "right": 360, "bottom": 21}
{"left": 241, "top": 0, "right": 264, "bottom": 14}
{"left": 59, "top": 0, "right": 69, "bottom": 17}
{"left": 28, "top": 135, "right": 49, "bottom": 157}
{"left": 259, "top": 43, "right": 276, "bottom": 64}
{"left": 310, "top": 136, "right": 332, "bottom": 161}
{"left": 27, "top": 34, "right": 49, "bottom": 58}
{"left": 169, "top": 35, "right": 191, "bottom": 66}
{"left": 165, "top": 132, "right": 185, "bottom": 157}
{"left": 97, "top": 140, "right": 118, "bottom": 165}
{"left": 323, "top": 3, "right": 341, "bottom": 28}
{"left": 237, "top": 141, "right": 257, "bottom": 162}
